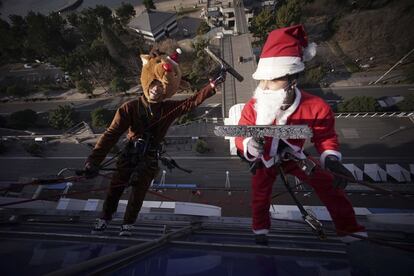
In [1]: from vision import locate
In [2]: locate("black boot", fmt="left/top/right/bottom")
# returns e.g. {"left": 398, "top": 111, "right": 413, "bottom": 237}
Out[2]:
{"left": 255, "top": 234, "right": 269, "bottom": 246}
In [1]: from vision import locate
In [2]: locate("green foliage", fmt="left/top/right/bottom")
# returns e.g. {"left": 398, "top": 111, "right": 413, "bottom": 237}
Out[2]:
{"left": 189, "top": 37, "right": 210, "bottom": 85}
{"left": 197, "top": 21, "right": 211, "bottom": 35}
{"left": 48, "top": 105, "right": 76, "bottom": 129}
{"left": 23, "top": 141, "right": 43, "bottom": 156}
{"left": 275, "top": 0, "right": 302, "bottom": 28}
{"left": 249, "top": 8, "right": 276, "bottom": 46}
{"left": 337, "top": 96, "right": 381, "bottom": 112}
{"left": 9, "top": 109, "right": 38, "bottom": 129}
{"left": 91, "top": 107, "right": 113, "bottom": 128}
{"left": 194, "top": 138, "right": 209, "bottom": 154}
{"left": 176, "top": 113, "right": 193, "bottom": 125}
{"left": 76, "top": 79, "right": 93, "bottom": 94}
{"left": 396, "top": 93, "right": 414, "bottom": 111}
{"left": 110, "top": 77, "right": 129, "bottom": 94}
{"left": 0, "top": 4, "right": 143, "bottom": 82}
{"left": 143, "top": 0, "right": 156, "bottom": 10}
{"left": 6, "top": 85, "right": 30, "bottom": 97}
{"left": 250, "top": 0, "right": 302, "bottom": 45}
{"left": 115, "top": 2, "right": 136, "bottom": 25}
{"left": 302, "top": 65, "right": 325, "bottom": 87}
{"left": 93, "top": 5, "right": 114, "bottom": 25}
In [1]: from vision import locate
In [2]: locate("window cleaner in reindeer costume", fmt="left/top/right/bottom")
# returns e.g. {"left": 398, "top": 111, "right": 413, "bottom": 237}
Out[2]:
{"left": 84, "top": 48, "right": 226, "bottom": 236}
{"left": 235, "top": 25, "right": 366, "bottom": 245}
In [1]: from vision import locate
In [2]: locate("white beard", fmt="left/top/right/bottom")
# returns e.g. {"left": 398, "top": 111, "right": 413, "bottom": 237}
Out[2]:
{"left": 253, "top": 86, "right": 287, "bottom": 125}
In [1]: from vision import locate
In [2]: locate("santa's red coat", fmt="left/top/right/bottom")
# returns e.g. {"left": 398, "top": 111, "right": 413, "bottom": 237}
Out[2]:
{"left": 235, "top": 88, "right": 341, "bottom": 168}
{"left": 235, "top": 89, "right": 364, "bottom": 235}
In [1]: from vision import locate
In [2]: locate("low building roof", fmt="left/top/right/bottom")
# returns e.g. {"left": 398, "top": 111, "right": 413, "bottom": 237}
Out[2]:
{"left": 128, "top": 9, "right": 176, "bottom": 33}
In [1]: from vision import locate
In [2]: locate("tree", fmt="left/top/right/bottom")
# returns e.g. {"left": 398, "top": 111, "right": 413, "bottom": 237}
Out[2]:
{"left": 9, "top": 109, "right": 38, "bottom": 129}
{"left": 194, "top": 138, "right": 209, "bottom": 154}
{"left": 23, "top": 141, "right": 43, "bottom": 156}
{"left": 76, "top": 79, "right": 94, "bottom": 94}
{"left": 197, "top": 21, "right": 211, "bottom": 35}
{"left": 48, "top": 105, "right": 76, "bottom": 129}
{"left": 94, "top": 5, "right": 114, "bottom": 26}
{"left": 91, "top": 107, "right": 113, "bottom": 128}
{"left": 275, "top": 0, "right": 302, "bottom": 28}
{"left": 116, "top": 2, "right": 136, "bottom": 25}
{"left": 110, "top": 76, "right": 129, "bottom": 94}
{"left": 249, "top": 8, "right": 276, "bottom": 46}
{"left": 338, "top": 96, "right": 380, "bottom": 112}
{"left": 143, "top": 0, "right": 156, "bottom": 10}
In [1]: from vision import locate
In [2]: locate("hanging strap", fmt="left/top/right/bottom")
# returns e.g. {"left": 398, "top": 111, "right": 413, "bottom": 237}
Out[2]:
{"left": 277, "top": 165, "right": 327, "bottom": 240}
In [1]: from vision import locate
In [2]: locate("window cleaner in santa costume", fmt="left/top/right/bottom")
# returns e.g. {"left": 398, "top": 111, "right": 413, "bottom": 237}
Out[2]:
{"left": 235, "top": 25, "right": 367, "bottom": 245}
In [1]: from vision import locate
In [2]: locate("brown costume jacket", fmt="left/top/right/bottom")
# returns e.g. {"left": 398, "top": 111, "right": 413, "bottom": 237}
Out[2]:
{"left": 88, "top": 84, "right": 215, "bottom": 165}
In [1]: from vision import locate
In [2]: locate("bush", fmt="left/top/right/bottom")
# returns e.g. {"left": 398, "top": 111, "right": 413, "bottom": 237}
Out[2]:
{"left": 197, "top": 21, "right": 211, "bottom": 35}
{"left": 301, "top": 65, "right": 325, "bottom": 87}
{"left": 338, "top": 96, "right": 381, "bottom": 112}
{"left": 76, "top": 79, "right": 93, "bottom": 94}
{"left": 23, "top": 141, "right": 43, "bottom": 156}
{"left": 48, "top": 105, "right": 77, "bottom": 129}
{"left": 176, "top": 113, "right": 193, "bottom": 125}
{"left": 110, "top": 77, "right": 129, "bottom": 94}
{"left": 194, "top": 138, "right": 209, "bottom": 154}
{"left": 9, "top": 109, "right": 38, "bottom": 129}
{"left": 91, "top": 107, "right": 113, "bottom": 128}
{"left": 6, "top": 84, "right": 30, "bottom": 97}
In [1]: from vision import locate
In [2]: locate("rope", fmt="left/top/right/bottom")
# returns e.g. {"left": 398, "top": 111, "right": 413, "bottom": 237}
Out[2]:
{"left": 0, "top": 176, "right": 84, "bottom": 192}
{"left": 0, "top": 171, "right": 179, "bottom": 208}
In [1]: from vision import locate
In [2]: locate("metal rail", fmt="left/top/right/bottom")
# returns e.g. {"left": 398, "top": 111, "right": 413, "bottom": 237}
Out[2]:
{"left": 45, "top": 223, "right": 201, "bottom": 276}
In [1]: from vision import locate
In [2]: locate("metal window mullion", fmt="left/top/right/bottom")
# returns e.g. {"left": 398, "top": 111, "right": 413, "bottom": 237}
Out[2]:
{"left": 45, "top": 223, "right": 201, "bottom": 276}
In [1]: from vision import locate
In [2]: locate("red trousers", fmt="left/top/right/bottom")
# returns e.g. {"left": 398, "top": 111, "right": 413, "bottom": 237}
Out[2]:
{"left": 251, "top": 161, "right": 365, "bottom": 235}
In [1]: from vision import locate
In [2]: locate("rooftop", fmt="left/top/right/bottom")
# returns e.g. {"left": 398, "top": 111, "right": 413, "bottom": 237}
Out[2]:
{"left": 128, "top": 9, "right": 176, "bottom": 33}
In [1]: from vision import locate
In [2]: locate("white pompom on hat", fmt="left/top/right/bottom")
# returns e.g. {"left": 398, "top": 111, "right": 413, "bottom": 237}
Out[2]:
{"left": 252, "top": 24, "right": 317, "bottom": 80}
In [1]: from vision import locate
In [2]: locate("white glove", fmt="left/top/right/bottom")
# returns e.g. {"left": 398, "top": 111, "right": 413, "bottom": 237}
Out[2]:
{"left": 247, "top": 138, "right": 264, "bottom": 158}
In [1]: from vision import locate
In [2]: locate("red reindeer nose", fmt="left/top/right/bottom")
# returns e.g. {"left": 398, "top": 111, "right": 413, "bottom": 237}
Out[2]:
{"left": 162, "top": 63, "right": 172, "bottom": 72}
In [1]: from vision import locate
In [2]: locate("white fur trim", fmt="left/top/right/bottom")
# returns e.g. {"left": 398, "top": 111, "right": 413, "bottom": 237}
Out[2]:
{"left": 243, "top": 137, "right": 258, "bottom": 162}
{"left": 280, "top": 139, "right": 306, "bottom": 159}
{"left": 261, "top": 156, "right": 277, "bottom": 168}
{"left": 253, "top": 56, "right": 304, "bottom": 80}
{"left": 257, "top": 88, "right": 303, "bottom": 168}
{"left": 303, "top": 42, "right": 317, "bottom": 62}
{"left": 253, "top": 229, "right": 269, "bottom": 235}
{"left": 167, "top": 56, "right": 178, "bottom": 66}
{"left": 339, "top": 231, "right": 368, "bottom": 243}
{"left": 269, "top": 138, "right": 279, "bottom": 157}
{"left": 320, "top": 149, "right": 342, "bottom": 168}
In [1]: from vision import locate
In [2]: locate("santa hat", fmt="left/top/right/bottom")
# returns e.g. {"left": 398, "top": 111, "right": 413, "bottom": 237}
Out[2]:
{"left": 167, "top": 48, "right": 182, "bottom": 65}
{"left": 252, "top": 24, "right": 317, "bottom": 80}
